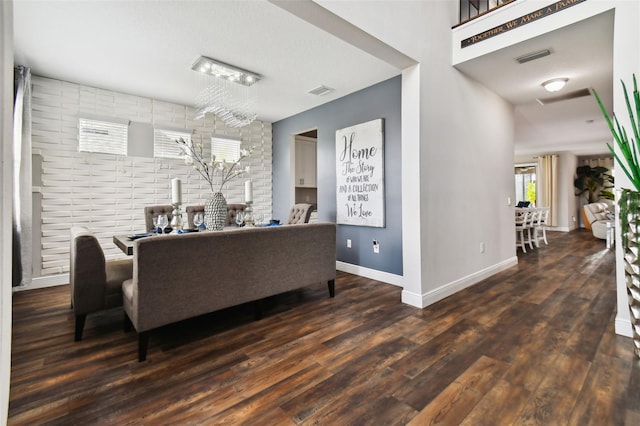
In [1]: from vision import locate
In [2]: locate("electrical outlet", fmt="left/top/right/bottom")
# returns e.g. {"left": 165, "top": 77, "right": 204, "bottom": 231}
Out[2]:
{"left": 373, "top": 239, "right": 379, "bottom": 254}
{"left": 347, "top": 239, "right": 351, "bottom": 248}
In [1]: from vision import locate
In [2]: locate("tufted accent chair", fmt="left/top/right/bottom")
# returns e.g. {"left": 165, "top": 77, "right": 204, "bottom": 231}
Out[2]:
{"left": 70, "top": 226, "right": 133, "bottom": 341}
{"left": 287, "top": 203, "right": 314, "bottom": 224}
{"left": 144, "top": 205, "right": 173, "bottom": 232}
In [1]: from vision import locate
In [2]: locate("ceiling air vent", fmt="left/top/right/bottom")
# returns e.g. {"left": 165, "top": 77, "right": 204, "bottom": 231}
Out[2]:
{"left": 515, "top": 49, "right": 551, "bottom": 64}
{"left": 308, "top": 85, "right": 334, "bottom": 96}
{"left": 536, "top": 88, "right": 592, "bottom": 106}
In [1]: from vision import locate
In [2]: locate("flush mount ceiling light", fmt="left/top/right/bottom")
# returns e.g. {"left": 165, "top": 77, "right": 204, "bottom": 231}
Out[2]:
{"left": 192, "top": 56, "right": 261, "bottom": 127}
{"left": 542, "top": 78, "right": 569, "bottom": 93}
{"left": 192, "top": 56, "right": 261, "bottom": 87}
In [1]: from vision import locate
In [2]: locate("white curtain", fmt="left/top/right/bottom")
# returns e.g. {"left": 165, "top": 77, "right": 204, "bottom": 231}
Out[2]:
{"left": 13, "top": 66, "right": 32, "bottom": 287}
{"left": 537, "top": 154, "right": 559, "bottom": 227}
{"left": 581, "top": 156, "right": 614, "bottom": 170}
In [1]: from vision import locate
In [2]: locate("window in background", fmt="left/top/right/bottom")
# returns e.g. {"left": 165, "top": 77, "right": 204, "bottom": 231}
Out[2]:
{"left": 515, "top": 165, "right": 537, "bottom": 206}
{"left": 154, "top": 129, "right": 192, "bottom": 159}
{"left": 211, "top": 137, "right": 241, "bottom": 163}
{"left": 78, "top": 118, "right": 128, "bottom": 155}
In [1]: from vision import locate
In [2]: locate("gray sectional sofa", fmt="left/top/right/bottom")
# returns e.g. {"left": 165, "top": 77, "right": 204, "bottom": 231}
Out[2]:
{"left": 123, "top": 223, "right": 337, "bottom": 361}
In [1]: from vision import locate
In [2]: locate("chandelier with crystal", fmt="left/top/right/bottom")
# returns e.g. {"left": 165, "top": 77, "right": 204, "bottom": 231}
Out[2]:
{"left": 192, "top": 56, "right": 261, "bottom": 128}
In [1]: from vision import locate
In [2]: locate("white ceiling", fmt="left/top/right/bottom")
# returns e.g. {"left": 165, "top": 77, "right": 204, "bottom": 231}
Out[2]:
{"left": 12, "top": 0, "right": 401, "bottom": 124}
{"left": 13, "top": 1, "right": 614, "bottom": 157}
{"left": 455, "top": 10, "right": 614, "bottom": 157}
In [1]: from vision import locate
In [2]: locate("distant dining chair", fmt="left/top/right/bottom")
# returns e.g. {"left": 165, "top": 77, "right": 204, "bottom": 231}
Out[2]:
{"left": 70, "top": 226, "right": 133, "bottom": 341}
{"left": 287, "top": 203, "right": 314, "bottom": 224}
{"left": 534, "top": 207, "right": 550, "bottom": 246}
{"left": 144, "top": 205, "right": 173, "bottom": 232}
{"left": 515, "top": 209, "right": 532, "bottom": 253}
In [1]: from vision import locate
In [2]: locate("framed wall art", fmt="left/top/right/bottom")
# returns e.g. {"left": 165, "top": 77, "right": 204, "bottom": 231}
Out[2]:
{"left": 335, "top": 118, "right": 385, "bottom": 227}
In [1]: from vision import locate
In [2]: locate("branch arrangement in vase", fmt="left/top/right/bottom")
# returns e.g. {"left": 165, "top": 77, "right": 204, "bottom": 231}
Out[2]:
{"left": 175, "top": 137, "right": 254, "bottom": 192}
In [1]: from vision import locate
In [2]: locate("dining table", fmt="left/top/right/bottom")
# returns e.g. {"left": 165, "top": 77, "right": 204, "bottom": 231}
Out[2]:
{"left": 113, "top": 225, "right": 278, "bottom": 255}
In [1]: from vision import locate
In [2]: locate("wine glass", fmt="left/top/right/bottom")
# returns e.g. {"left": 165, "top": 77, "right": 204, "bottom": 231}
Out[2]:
{"left": 157, "top": 214, "right": 169, "bottom": 235}
{"left": 193, "top": 212, "right": 204, "bottom": 231}
{"left": 152, "top": 215, "right": 159, "bottom": 235}
{"left": 235, "top": 211, "right": 245, "bottom": 227}
{"left": 255, "top": 212, "right": 264, "bottom": 226}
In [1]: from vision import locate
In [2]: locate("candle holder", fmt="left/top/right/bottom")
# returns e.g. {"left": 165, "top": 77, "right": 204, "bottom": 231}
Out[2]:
{"left": 170, "top": 203, "right": 183, "bottom": 233}
{"left": 244, "top": 201, "right": 254, "bottom": 227}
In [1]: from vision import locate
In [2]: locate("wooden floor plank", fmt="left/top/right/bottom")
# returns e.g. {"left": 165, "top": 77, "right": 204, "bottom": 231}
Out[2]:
{"left": 407, "top": 355, "right": 509, "bottom": 425}
{"left": 8, "top": 230, "right": 640, "bottom": 424}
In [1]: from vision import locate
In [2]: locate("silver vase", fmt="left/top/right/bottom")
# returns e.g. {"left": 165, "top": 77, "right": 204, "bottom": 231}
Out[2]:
{"left": 619, "top": 189, "right": 640, "bottom": 358}
{"left": 205, "top": 192, "right": 227, "bottom": 231}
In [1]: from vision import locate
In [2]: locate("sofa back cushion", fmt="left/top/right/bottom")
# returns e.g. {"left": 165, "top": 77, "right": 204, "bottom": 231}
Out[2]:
{"left": 129, "top": 223, "right": 336, "bottom": 332}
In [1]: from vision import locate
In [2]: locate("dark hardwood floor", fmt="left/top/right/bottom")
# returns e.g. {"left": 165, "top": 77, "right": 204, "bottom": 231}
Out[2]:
{"left": 8, "top": 230, "right": 640, "bottom": 425}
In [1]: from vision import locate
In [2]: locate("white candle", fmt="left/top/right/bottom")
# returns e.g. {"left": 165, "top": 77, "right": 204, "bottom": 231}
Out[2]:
{"left": 171, "top": 178, "right": 182, "bottom": 204}
{"left": 245, "top": 180, "right": 253, "bottom": 203}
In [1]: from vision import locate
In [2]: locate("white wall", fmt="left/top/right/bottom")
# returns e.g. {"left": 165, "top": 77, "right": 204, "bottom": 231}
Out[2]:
{"left": 1, "top": 1, "right": 13, "bottom": 421}
{"left": 454, "top": 0, "right": 640, "bottom": 337}
{"left": 610, "top": 1, "right": 640, "bottom": 338}
{"left": 26, "top": 76, "right": 272, "bottom": 285}
{"left": 318, "top": 1, "right": 518, "bottom": 307}
{"left": 558, "top": 152, "right": 578, "bottom": 231}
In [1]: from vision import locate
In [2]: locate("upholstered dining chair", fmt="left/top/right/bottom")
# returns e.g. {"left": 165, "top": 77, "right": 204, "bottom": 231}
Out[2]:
{"left": 534, "top": 207, "right": 550, "bottom": 246}
{"left": 226, "top": 204, "right": 247, "bottom": 226}
{"left": 186, "top": 205, "right": 205, "bottom": 228}
{"left": 287, "top": 203, "right": 314, "bottom": 224}
{"left": 70, "top": 226, "right": 133, "bottom": 341}
{"left": 144, "top": 205, "right": 173, "bottom": 232}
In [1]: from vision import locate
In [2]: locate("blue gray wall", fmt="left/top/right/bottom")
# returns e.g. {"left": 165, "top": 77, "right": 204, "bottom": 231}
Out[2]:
{"left": 272, "top": 76, "right": 402, "bottom": 275}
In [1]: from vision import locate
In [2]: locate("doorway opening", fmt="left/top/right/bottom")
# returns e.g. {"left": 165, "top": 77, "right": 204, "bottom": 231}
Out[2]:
{"left": 515, "top": 164, "right": 536, "bottom": 206}
{"left": 291, "top": 129, "right": 318, "bottom": 221}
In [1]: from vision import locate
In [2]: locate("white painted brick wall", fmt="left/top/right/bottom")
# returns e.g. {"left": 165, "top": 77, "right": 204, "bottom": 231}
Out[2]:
{"left": 32, "top": 76, "right": 272, "bottom": 276}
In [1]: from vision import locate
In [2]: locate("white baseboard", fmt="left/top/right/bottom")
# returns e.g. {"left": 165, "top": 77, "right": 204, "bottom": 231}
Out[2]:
{"left": 615, "top": 315, "right": 633, "bottom": 338}
{"left": 335, "top": 261, "right": 403, "bottom": 287}
{"left": 402, "top": 256, "right": 518, "bottom": 309}
{"left": 12, "top": 273, "right": 69, "bottom": 292}
{"left": 549, "top": 226, "right": 571, "bottom": 232}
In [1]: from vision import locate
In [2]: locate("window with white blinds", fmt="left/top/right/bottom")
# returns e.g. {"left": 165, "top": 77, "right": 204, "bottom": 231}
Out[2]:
{"left": 154, "top": 128, "right": 192, "bottom": 159}
{"left": 212, "top": 137, "right": 241, "bottom": 163}
{"left": 78, "top": 118, "right": 128, "bottom": 155}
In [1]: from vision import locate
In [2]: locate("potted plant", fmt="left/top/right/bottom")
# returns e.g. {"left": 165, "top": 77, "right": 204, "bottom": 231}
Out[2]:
{"left": 574, "top": 165, "right": 614, "bottom": 203}
{"left": 593, "top": 74, "right": 640, "bottom": 358}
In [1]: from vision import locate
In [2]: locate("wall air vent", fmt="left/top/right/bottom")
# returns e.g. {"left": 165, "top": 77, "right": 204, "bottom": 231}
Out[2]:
{"left": 536, "top": 88, "right": 592, "bottom": 106}
{"left": 515, "top": 49, "right": 551, "bottom": 64}
{"left": 308, "top": 85, "right": 334, "bottom": 96}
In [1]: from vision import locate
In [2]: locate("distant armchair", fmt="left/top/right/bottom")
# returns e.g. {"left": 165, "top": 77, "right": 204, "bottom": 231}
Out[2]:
{"left": 583, "top": 201, "right": 613, "bottom": 239}
{"left": 70, "top": 226, "right": 133, "bottom": 341}
{"left": 287, "top": 203, "right": 314, "bottom": 224}
{"left": 144, "top": 205, "right": 173, "bottom": 232}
